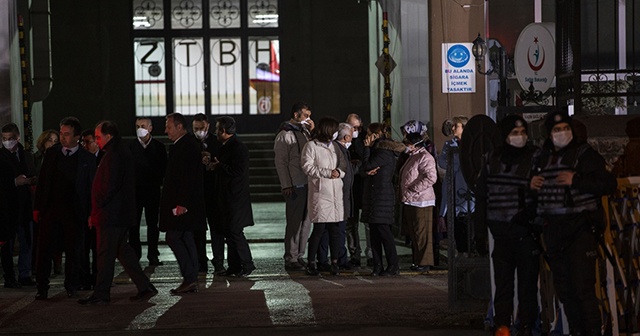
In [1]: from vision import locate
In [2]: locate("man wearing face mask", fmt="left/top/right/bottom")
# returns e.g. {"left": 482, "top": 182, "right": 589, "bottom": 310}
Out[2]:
{"left": 345, "top": 113, "right": 370, "bottom": 267}
{"left": 530, "top": 111, "right": 617, "bottom": 336}
{"left": 274, "top": 102, "right": 315, "bottom": 271}
{"left": 476, "top": 115, "right": 540, "bottom": 336}
{"left": 129, "top": 117, "right": 167, "bottom": 266}
{"left": 192, "top": 113, "right": 225, "bottom": 275}
{"left": 0, "top": 123, "right": 37, "bottom": 288}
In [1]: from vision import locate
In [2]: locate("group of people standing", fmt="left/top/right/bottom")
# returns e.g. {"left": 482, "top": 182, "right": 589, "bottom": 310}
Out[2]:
{"left": 274, "top": 103, "right": 440, "bottom": 277}
{"left": 274, "top": 103, "right": 617, "bottom": 336}
{"left": 0, "top": 113, "right": 255, "bottom": 304}
{"left": 476, "top": 112, "right": 617, "bottom": 336}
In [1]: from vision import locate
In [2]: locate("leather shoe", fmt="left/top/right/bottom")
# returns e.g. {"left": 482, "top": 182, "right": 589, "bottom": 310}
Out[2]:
{"left": 78, "top": 295, "right": 110, "bottom": 305}
{"left": 221, "top": 269, "right": 238, "bottom": 276}
{"left": 330, "top": 263, "right": 340, "bottom": 276}
{"left": 370, "top": 265, "right": 383, "bottom": 276}
{"left": 4, "top": 279, "right": 22, "bottom": 288}
{"left": 413, "top": 265, "right": 430, "bottom": 272}
{"left": 236, "top": 265, "right": 256, "bottom": 278}
{"left": 213, "top": 264, "right": 227, "bottom": 276}
{"left": 381, "top": 264, "right": 400, "bottom": 276}
{"left": 285, "top": 262, "right": 305, "bottom": 271}
{"left": 317, "top": 263, "right": 331, "bottom": 272}
{"left": 148, "top": 259, "right": 164, "bottom": 267}
{"left": 170, "top": 281, "right": 198, "bottom": 294}
{"left": 306, "top": 263, "right": 319, "bottom": 276}
{"left": 130, "top": 284, "right": 158, "bottom": 301}
{"left": 35, "top": 290, "right": 48, "bottom": 300}
{"left": 67, "top": 289, "right": 78, "bottom": 298}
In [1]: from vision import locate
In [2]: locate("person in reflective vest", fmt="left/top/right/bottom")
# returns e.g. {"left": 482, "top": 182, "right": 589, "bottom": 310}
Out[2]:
{"left": 530, "top": 110, "right": 617, "bottom": 336}
{"left": 476, "top": 114, "right": 540, "bottom": 336}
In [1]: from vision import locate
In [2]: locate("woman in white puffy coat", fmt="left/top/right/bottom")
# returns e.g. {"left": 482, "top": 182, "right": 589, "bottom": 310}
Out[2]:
{"left": 399, "top": 132, "right": 438, "bottom": 271}
{"left": 301, "top": 117, "right": 347, "bottom": 275}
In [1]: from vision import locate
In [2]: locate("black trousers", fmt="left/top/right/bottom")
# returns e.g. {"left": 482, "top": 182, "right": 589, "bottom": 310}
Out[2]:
{"left": 1, "top": 227, "right": 17, "bottom": 282}
{"left": 166, "top": 230, "right": 199, "bottom": 283}
{"left": 36, "top": 216, "right": 84, "bottom": 292}
{"left": 309, "top": 222, "right": 344, "bottom": 264}
{"left": 543, "top": 213, "right": 601, "bottom": 334}
{"left": 81, "top": 226, "right": 98, "bottom": 287}
{"left": 369, "top": 223, "right": 398, "bottom": 268}
{"left": 195, "top": 212, "right": 226, "bottom": 271}
{"left": 224, "top": 226, "right": 254, "bottom": 272}
{"left": 492, "top": 235, "right": 541, "bottom": 328}
{"left": 131, "top": 189, "right": 161, "bottom": 262}
{"left": 93, "top": 225, "right": 150, "bottom": 300}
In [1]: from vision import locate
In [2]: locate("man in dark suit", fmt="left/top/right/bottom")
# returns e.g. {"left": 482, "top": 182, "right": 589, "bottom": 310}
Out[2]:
{"left": 192, "top": 113, "right": 226, "bottom": 275}
{"left": 1, "top": 123, "right": 37, "bottom": 288}
{"left": 33, "top": 117, "right": 96, "bottom": 300}
{"left": 211, "top": 116, "right": 255, "bottom": 277}
{"left": 80, "top": 128, "right": 103, "bottom": 288}
{"left": 346, "top": 113, "right": 370, "bottom": 266}
{"left": 160, "top": 113, "right": 206, "bottom": 293}
{"left": 78, "top": 121, "right": 156, "bottom": 305}
{"left": 81, "top": 129, "right": 105, "bottom": 164}
{"left": 130, "top": 117, "right": 167, "bottom": 266}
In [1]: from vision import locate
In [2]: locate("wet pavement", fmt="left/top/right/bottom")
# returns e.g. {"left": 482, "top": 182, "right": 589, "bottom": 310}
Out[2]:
{"left": 0, "top": 203, "right": 487, "bottom": 335}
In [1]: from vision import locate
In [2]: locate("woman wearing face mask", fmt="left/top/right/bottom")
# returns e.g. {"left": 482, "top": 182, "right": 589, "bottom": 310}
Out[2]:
{"left": 399, "top": 132, "right": 438, "bottom": 272}
{"left": 530, "top": 111, "right": 617, "bottom": 336}
{"left": 475, "top": 115, "right": 541, "bottom": 336}
{"left": 360, "top": 123, "right": 406, "bottom": 276}
{"left": 300, "top": 117, "right": 348, "bottom": 275}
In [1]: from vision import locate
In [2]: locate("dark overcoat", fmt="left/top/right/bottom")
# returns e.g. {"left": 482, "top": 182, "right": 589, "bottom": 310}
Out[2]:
{"left": 34, "top": 144, "right": 96, "bottom": 223}
{"left": 159, "top": 133, "right": 206, "bottom": 232}
{"left": 215, "top": 135, "right": 254, "bottom": 229}
{"left": 360, "top": 138, "right": 402, "bottom": 225}
{"left": 90, "top": 137, "right": 136, "bottom": 228}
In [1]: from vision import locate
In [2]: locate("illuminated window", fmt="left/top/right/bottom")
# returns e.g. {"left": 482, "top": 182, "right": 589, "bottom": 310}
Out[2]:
{"left": 132, "top": 0, "right": 280, "bottom": 117}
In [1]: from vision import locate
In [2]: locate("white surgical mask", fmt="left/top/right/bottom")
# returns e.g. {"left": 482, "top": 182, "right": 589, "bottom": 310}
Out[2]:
{"left": 2, "top": 139, "right": 17, "bottom": 150}
{"left": 345, "top": 142, "right": 352, "bottom": 149}
{"left": 136, "top": 128, "right": 149, "bottom": 138}
{"left": 352, "top": 130, "right": 359, "bottom": 138}
{"left": 552, "top": 130, "right": 573, "bottom": 149}
{"left": 195, "top": 130, "right": 207, "bottom": 140}
{"left": 507, "top": 135, "right": 527, "bottom": 148}
{"left": 332, "top": 132, "right": 338, "bottom": 141}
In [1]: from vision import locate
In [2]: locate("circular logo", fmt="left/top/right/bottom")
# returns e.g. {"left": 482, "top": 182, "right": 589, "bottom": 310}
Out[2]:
{"left": 447, "top": 45, "right": 470, "bottom": 68}
{"left": 258, "top": 96, "right": 272, "bottom": 114}
{"left": 514, "top": 23, "right": 556, "bottom": 93}
{"left": 148, "top": 64, "right": 162, "bottom": 77}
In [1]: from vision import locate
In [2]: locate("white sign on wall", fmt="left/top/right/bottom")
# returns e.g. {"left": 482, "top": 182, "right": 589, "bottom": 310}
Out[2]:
{"left": 514, "top": 23, "right": 556, "bottom": 93}
{"left": 442, "top": 43, "right": 476, "bottom": 93}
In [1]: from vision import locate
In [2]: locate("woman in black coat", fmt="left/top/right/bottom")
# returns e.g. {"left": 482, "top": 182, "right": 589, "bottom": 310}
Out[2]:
{"left": 360, "top": 123, "right": 405, "bottom": 275}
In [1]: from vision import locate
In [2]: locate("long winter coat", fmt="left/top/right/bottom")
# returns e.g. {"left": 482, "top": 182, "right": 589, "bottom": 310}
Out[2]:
{"left": 214, "top": 135, "right": 254, "bottom": 229}
{"left": 159, "top": 133, "right": 206, "bottom": 232}
{"left": 301, "top": 139, "right": 347, "bottom": 223}
{"left": 90, "top": 136, "right": 137, "bottom": 228}
{"left": 360, "top": 138, "right": 405, "bottom": 224}
{"left": 399, "top": 147, "right": 437, "bottom": 204}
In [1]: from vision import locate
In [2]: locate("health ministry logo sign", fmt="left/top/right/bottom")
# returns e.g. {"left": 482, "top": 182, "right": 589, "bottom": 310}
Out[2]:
{"left": 442, "top": 43, "right": 476, "bottom": 93}
{"left": 514, "top": 23, "right": 555, "bottom": 93}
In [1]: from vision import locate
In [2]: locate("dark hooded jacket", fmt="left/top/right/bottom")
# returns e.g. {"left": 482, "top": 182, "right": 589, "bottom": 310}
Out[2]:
{"left": 360, "top": 138, "right": 405, "bottom": 224}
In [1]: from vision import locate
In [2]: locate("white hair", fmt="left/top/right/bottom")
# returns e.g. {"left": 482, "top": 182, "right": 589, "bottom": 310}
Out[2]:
{"left": 338, "top": 122, "right": 353, "bottom": 139}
